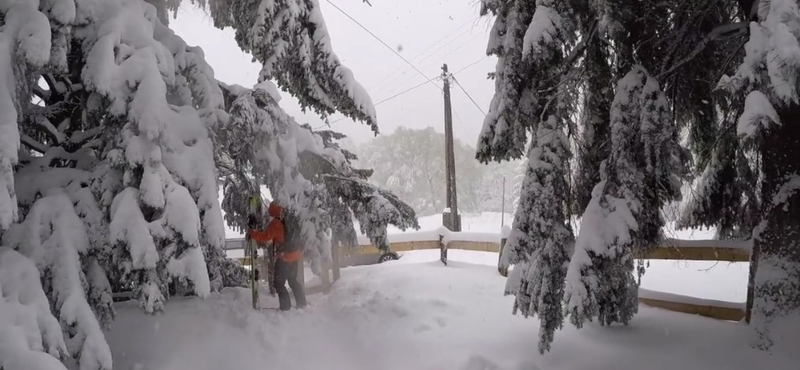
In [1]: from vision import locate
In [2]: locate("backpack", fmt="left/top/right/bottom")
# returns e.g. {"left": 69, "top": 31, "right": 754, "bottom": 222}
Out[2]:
{"left": 281, "top": 211, "right": 304, "bottom": 253}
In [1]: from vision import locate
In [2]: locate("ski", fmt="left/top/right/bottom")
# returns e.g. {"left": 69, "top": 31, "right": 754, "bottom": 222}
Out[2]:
{"left": 247, "top": 194, "right": 261, "bottom": 310}
{"left": 248, "top": 237, "right": 258, "bottom": 309}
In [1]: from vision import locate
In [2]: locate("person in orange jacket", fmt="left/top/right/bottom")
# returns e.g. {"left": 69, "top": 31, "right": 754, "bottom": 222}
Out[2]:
{"left": 247, "top": 201, "right": 307, "bottom": 310}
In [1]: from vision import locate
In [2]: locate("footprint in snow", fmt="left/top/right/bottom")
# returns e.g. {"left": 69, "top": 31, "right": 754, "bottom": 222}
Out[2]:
{"left": 517, "top": 360, "right": 543, "bottom": 370}
{"left": 461, "top": 355, "right": 501, "bottom": 370}
{"left": 414, "top": 323, "right": 432, "bottom": 332}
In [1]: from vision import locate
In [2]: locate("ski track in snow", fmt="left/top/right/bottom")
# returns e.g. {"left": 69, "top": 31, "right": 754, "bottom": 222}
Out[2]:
{"left": 106, "top": 252, "right": 793, "bottom": 370}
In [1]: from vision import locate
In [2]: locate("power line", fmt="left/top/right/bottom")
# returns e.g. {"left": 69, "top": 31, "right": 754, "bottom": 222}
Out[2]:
{"left": 324, "top": 0, "right": 441, "bottom": 93}
{"left": 371, "top": 56, "right": 485, "bottom": 109}
{"left": 374, "top": 79, "right": 434, "bottom": 106}
{"left": 452, "top": 76, "right": 487, "bottom": 116}
{"left": 315, "top": 77, "right": 438, "bottom": 129}
{"left": 315, "top": 58, "right": 488, "bottom": 130}
{"left": 368, "top": 18, "right": 474, "bottom": 92}
{"left": 451, "top": 57, "right": 488, "bottom": 75}
{"left": 370, "top": 27, "right": 475, "bottom": 98}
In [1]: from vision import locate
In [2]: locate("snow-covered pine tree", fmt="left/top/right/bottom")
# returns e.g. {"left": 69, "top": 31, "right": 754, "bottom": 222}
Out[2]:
{"left": 1, "top": 0, "right": 249, "bottom": 368}
{"left": 2, "top": 0, "right": 383, "bottom": 368}
{"left": 79, "top": 0, "right": 231, "bottom": 311}
{"left": 501, "top": 115, "right": 573, "bottom": 354}
{"left": 480, "top": 0, "right": 578, "bottom": 353}
{"left": 204, "top": 0, "right": 378, "bottom": 133}
{"left": 565, "top": 66, "right": 688, "bottom": 328}
{"left": 0, "top": 2, "right": 114, "bottom": 369}
{"left": 154, "top": 15, "right": 231, "bottom": 293}
{"left": 714, "top": 0, "right": 800, "bottom": 351}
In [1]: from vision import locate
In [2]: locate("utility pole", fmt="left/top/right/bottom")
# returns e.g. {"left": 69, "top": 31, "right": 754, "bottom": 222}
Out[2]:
{"left": 441, "top": 64, "right": 460, "bottom": 232}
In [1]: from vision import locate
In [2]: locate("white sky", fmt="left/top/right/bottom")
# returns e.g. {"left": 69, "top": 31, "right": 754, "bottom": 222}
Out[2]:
{"left": 169, "top": 0, "right": 497, "bottom": 145}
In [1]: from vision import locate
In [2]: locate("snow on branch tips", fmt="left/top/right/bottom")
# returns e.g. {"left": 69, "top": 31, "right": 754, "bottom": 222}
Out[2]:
{"left": 2, "top": 193, "right": 112, "bottom": 370}
{"left": 476, "top": 0, "right": 575, "bottom": 163}
{"left": 0, "top": 1, "right": 54, "bottom": 230}
{"left": 0, "top": 247, "right": 68, "bottom": 370}
{"left": 324, "top": 175, "right": 419, "bottom": 252}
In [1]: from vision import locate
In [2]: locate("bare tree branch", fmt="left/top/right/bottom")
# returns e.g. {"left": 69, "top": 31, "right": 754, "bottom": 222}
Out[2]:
{"left": 32, "top": 85, "right": 50, "bottom": 102}
{"left": 20, "top": 134, "right": 50, "bottom": 154}
{"left": 68, "top": 126, "right": 103, "bottom": 146}
{"left": 34, "top": 115, "right": 65, "bottom": 144}
{"left": 563, "top": 22, "right": 597, "bottom": 71}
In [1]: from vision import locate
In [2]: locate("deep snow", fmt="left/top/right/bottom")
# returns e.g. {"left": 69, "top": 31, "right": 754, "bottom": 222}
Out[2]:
{"left": 106, "top": 250, "right": 792, "bottom": 370}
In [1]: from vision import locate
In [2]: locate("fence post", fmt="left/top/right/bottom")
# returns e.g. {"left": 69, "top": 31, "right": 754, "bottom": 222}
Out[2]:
{"left": 439, "top": 234, "right": 448, "bottom": 266}
{"left": 298, "top": 254, "right": 306, "bottom": 293}
{"left": 321, "top": 259, "right": 331, "bottom": 294}
{"left": 332, "top": 241, "right": 341, "bottom": 282}
{"left": 745, "top": 240, "right": 759, "bottom": 323}
{"left": 498, "top": 237, "right": 508, "bottom": 277}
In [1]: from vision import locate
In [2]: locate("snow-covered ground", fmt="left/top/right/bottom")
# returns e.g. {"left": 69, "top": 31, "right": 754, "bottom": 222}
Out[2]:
{"left": 107, "top": 250, "right": 792, "bottom": 370}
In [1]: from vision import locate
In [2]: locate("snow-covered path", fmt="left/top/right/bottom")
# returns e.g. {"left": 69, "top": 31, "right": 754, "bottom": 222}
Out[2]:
{"left": 107, "top": 253, "right": 792, "bottom": 370}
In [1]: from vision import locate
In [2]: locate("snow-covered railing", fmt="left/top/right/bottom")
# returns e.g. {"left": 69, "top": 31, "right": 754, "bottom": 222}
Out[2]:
{"left": 638, "top": 289, "right": 746, "bottom": 322}
{"left": 224, "top": 233, "right": 754, "bottom": 322}
{"left": 348, "top": 232, "right": 754, "bottom": 323}
{"left": 639, "top": 238, "right": 752, "bottom": 262}
{"left": 348, "top": 232, "right": 752, "bottom": 261}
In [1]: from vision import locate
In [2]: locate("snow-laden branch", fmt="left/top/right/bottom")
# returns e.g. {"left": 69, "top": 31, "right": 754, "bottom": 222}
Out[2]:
{"left": 205, "top": 0, "right": 378, "bottom": 133}
{"left": 657, "top": 22, "right": 748, "bottom": 80}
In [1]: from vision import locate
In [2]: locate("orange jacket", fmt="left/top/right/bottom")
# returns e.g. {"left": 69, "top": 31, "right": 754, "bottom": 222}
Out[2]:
{"left": 248, "top": 202, "right": 301, "bottom": 262}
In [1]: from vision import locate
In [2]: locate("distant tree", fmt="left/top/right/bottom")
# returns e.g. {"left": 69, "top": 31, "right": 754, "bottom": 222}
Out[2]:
{"left": 356, "top": 127, "right": 486, "bottom": 216}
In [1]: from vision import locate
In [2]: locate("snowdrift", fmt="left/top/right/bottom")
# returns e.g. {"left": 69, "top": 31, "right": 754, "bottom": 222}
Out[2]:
{"left": 106, "top": 252, "right": 794, "bottom": 370}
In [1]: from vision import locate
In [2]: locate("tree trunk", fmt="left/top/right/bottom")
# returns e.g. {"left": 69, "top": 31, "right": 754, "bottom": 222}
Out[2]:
{"left": 752, "top": 104, "right": 800, "bottom": 353}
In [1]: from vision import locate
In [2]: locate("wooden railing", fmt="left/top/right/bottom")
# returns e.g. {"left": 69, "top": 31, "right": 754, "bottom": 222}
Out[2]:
{"left": 355, "top": 235, "right": 753, "bottom": 322}
{"left": 227, "top": 233, "right": 752, "bottom": 322}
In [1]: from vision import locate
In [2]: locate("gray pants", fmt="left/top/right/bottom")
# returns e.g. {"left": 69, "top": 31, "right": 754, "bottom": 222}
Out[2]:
{"left": 274, "top": 259, "right": 306, "bottom": 310}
